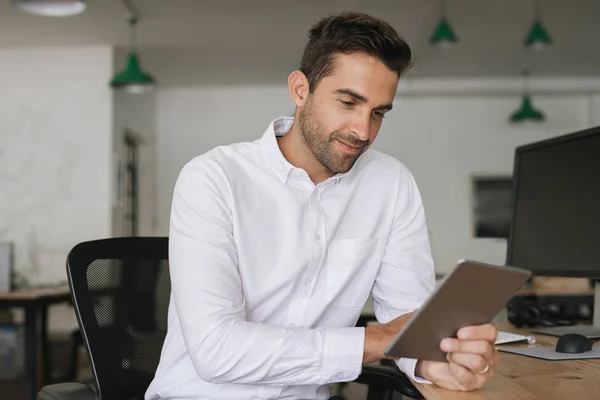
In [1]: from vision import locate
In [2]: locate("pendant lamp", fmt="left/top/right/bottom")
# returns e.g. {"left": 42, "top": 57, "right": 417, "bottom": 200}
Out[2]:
{"left": 524, "top": 0, "right": 552, "bottom": 49}
{"left": 110, "top": 16, "right": 156, "bottom": 94}
{"left": 430, "top": 0, "right": 458, "bottom": 48}
{"left": 510, "top": 68, "right": 545, "bottom": 123}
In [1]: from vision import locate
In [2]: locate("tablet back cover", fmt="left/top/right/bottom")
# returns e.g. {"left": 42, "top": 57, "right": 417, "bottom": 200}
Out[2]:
{"left": 384, "top": 259, "right": 531, "bottom": 362}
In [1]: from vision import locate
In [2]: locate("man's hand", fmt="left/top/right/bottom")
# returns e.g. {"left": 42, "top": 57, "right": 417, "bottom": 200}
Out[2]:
{"left": 363, "top": 312, "right": 414, "bottom": 365}
{"left": 416, "top": 323, "right": 499, "bottom": 392}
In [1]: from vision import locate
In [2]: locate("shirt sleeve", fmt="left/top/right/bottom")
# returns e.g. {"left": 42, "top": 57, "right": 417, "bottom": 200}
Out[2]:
{"left": 370, "top": 164, "right": 436, "bottom": 384}
{"left": 168, "top": 159, "right": 364, "bottom": 386}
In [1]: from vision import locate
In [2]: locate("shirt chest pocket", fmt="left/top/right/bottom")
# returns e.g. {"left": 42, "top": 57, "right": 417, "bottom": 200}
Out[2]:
{"left": 323, "top": 237, "right": 381, "bottom": 308}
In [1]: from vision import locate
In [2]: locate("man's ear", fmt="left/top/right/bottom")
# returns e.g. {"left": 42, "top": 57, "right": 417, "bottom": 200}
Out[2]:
{"left": 288, "top": 70, "right": 309, "bottom": 107}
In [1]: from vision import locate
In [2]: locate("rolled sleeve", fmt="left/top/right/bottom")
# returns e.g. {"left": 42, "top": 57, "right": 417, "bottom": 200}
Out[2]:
{"left": 321, "top": 327, "right": 365, "bottom": 383}
{"left": 396, "top": 358, "right": 432, "bottom": 384}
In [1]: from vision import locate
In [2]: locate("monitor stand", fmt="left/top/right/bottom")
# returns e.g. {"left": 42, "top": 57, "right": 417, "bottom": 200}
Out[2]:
{"left": 532, "top": 281, "right": 600, "bottom": 339}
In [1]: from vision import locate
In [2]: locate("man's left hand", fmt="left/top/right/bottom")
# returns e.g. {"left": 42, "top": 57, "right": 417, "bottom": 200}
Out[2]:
{"left": 415, "top": 323, "right": 499, "bottom": 392}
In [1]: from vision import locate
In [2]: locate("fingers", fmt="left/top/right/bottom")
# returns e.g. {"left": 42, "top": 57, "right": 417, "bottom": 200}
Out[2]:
{"left": 457, "top": 324, "right": 497, "bottom": 343}
{"left": 447, "top": 362, "right": 482, "bottom": 391}
{"left": 446, "top": 354, "right": 493, "bottom": 391}
{"left": 447, "top": 352, "right": 493, "bottom": 376}
{"left": 441, "top": 338, "right": 498, "bottom": 365}
{"left": 432, "top": 324, "right": 500, "bottom": 391}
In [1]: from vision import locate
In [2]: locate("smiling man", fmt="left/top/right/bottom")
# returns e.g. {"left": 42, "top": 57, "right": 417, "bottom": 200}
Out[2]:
{"left": 146, "top": 11, "right": 498, "bottom": 400}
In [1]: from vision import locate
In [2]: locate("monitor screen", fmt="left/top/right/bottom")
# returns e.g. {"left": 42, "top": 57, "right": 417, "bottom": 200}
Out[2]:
{"left": 507, "top": 126, "right": 600, "bottom": 277}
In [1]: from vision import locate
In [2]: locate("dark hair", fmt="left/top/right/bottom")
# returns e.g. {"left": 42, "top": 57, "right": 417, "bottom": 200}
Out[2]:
{"left": 299, "top": 12, "right": 413, "bottom": 92}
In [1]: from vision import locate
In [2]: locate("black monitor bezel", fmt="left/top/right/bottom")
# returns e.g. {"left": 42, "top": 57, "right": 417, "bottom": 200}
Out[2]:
{"left": 506, "top": 125, "right": 600, "bottom": 277}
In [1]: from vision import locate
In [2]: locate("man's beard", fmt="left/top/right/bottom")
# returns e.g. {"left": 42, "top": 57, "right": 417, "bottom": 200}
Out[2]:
{"left": 298, "top": 99, "right": 368, "bottom": 174}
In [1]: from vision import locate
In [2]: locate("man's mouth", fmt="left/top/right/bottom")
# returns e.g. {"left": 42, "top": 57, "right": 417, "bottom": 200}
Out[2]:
{"left": 336, "top": 139, "right": 363, "bottom": 154}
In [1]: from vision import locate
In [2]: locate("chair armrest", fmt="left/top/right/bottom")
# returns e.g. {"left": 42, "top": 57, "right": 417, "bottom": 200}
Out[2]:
{"left": 37, "top": 382, "right": 97, "bottom": 400}
{"left": 354, "top": 364, "right": 424, "bottom": 399}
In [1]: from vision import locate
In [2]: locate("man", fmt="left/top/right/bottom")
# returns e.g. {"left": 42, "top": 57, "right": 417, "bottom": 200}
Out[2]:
{"left": 146, "top": 11, "right": 498, "bottom": 400}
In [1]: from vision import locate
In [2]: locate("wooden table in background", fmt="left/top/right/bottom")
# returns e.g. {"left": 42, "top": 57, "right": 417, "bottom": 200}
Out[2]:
{"left": 412, "top": 322, "right": 600, "bottom": 400}
{"left": 0, "top": 286, "right": 72, "bottom": 400}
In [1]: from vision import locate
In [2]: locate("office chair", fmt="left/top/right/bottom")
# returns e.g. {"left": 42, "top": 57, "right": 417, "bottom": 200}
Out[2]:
{"left": 37, "top": 237, "right": 423, "bottom": 400}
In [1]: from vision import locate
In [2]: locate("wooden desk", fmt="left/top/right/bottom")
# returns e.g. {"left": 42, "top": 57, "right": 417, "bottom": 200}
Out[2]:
{"left": 412, "top": 322, "right": 600, "bottom": 400}
{"left": 516, "top": 287, "right": 594, "bottom": 297}
{"left": 0, "top": 286, "right": 71, "bottom": 302}
{"left": 0, "top": 286, "right": 72, "bottom": 400}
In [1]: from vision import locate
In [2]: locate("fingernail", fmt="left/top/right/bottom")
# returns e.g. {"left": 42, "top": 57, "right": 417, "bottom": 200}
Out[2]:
{"left": 441, "top": 339, "right": 451, "bottom": 351}
{"left": 458, "top": 328, "right": 470, "bottom": 339}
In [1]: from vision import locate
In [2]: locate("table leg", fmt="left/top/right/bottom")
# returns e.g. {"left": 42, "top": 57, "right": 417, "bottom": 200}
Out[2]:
{"left": 40, "top": 305, "right": 51, "bottom": 384}
{"left": 24, "top": 304, "right": 38, "bottom": 400}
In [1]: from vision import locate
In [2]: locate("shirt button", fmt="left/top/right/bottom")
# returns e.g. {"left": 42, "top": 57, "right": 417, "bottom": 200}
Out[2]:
{"left": 334, "top": 372, "right": 345, "bottom": 380}
{"left": 289, "top": 323, "right": 296, "bottom": 329}
{"left": 303, "top": 278, "right": 312, "bottom": 286}
{"left": 315, "top": 233, "right": 321, "bottom": 240}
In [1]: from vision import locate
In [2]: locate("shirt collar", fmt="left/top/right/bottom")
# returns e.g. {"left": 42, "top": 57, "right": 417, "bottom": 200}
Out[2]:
{"left": 260, "top": 116, "right": 296, "bottom": 183}
{"left": 260, "top": 116, "right": 352, "bottom": 185}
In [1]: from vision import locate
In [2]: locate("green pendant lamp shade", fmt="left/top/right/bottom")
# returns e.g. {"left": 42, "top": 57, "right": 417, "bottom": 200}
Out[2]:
{"left": 430, "top": 0, "right": 457, "bottom": 48}
{"left": 110, "top": 16, "right": 156, "bottom": 93}
{"left": 510, "top": 67, "right": 545, "bottom": 123}
{"left": 524, "top": 19, "right": 552, "bottom": 49}
{"left": 430, "top": 17, "right": 458, "bottom": 48}
{"left": 510, "top": 95, "right": 545, "bottom": 123}
{"left": 111, "top": 52, "right": 156, "bottom": 94}
{"left": 524, "top": 0, "right": 552, "bottom": 49}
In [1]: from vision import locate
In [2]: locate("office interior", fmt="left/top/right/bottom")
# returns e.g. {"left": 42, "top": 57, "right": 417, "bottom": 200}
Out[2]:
{"left": 1, "top": 1, "right": 600, "bottom": 399}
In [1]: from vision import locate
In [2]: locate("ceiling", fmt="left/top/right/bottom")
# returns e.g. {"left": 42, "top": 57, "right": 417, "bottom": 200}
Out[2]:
{"left": 1, "top": 0, "right": 599, "bottom": 86}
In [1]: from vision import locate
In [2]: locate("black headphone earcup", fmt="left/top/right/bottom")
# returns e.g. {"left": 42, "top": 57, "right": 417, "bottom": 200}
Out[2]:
{"left": 521, "top": 302, "right": 542, "bottom": 327}
{"left": 508, "top": 299, "right": 542, "bottom": 328}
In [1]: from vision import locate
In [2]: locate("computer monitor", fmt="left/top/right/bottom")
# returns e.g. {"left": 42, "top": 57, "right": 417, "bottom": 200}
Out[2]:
{"left": 507, "top": 125, "right": 600, "bottom": 337}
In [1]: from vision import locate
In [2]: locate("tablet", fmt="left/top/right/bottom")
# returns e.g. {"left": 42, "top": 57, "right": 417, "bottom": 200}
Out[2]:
{"left": 384, "top": 259, "right": 531, "bottom": 363}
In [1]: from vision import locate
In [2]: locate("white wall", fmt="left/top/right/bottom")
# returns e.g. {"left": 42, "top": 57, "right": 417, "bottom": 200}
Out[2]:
{"left": 156, "top": 85, "right": 293, "bottom": 234}
{"left": 0, "top": 46, "right": 114, "bottom": 285}
{"left": 112, "top": 90, "right": 158, "bottom": 237}
{"left": 156, "top": 78, "right": 600, "bottom": 274}
{"left": 0, "top": 46, "right": 114, "bottom": 332}
{"left": 591, "top": 94, "right": 600, "bottom": 126}
{"left": 374, "top": 92, "right": 590, "bottom": 273}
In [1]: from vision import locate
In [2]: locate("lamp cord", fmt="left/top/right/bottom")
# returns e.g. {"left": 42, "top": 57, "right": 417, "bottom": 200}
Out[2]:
{"left": 128, "top": 16, "right": 137, "bottom": 53}
{"left": 534, "top": 0, "right": 541, "bottom": 19}
{"left": 440, "top": 0, "right": 447, "bottom": 18}
{"left": 521, "top": 66, "right": 531, "bottom": 95}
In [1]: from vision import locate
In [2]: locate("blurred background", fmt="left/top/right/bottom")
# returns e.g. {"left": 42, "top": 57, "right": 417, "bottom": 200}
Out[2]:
{"left": 1, "top": 0, "right": 599, "bottom": 399}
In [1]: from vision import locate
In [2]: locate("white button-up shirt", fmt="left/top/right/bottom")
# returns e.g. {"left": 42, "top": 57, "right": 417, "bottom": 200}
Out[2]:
{"left": 146, "top": 117, "right": 435, "bottom": 400}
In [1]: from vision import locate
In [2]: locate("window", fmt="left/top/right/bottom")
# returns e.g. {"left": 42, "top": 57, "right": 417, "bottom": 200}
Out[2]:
{"left": 473, "top": 176, "right": 513, "bottom": 238}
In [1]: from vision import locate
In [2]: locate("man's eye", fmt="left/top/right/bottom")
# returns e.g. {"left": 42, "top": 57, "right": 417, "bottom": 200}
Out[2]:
{"left": 341, "top": 100, "right": 354, "bottom": 107}
{"left": 373, "top": 111, "right": 385, "bottom": 119}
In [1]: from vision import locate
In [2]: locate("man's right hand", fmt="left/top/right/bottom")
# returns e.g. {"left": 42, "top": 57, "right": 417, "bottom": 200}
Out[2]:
{"left": 362, "top": 312, "right": 415, "bottom": 364}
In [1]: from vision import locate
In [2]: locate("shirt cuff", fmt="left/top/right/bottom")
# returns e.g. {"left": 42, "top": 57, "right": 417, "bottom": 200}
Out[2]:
{"left": 321, "top": 327, "right": 365, "bottom": 384}
{"left": 396, "top": 358, "right": 432, "bottom": 384}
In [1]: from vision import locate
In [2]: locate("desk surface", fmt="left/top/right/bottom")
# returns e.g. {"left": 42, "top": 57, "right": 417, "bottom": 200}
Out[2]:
{"left": 412, "top": 322, "right": 600, "bottom": 400}
{"left": 0, "top": 286, "right": 70, "bottom": 301}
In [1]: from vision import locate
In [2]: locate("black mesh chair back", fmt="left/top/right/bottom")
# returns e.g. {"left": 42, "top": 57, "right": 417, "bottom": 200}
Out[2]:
{"left": 67, "top": 237, "right": 170, "bottom": 400}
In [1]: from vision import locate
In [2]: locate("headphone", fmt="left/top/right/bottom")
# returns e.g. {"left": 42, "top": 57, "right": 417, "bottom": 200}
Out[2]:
{"left": 507, "top": 296, "right": 579, "bottom": 328}
{"left": 507, "top": 297, "right": 544, "bottom": 328}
